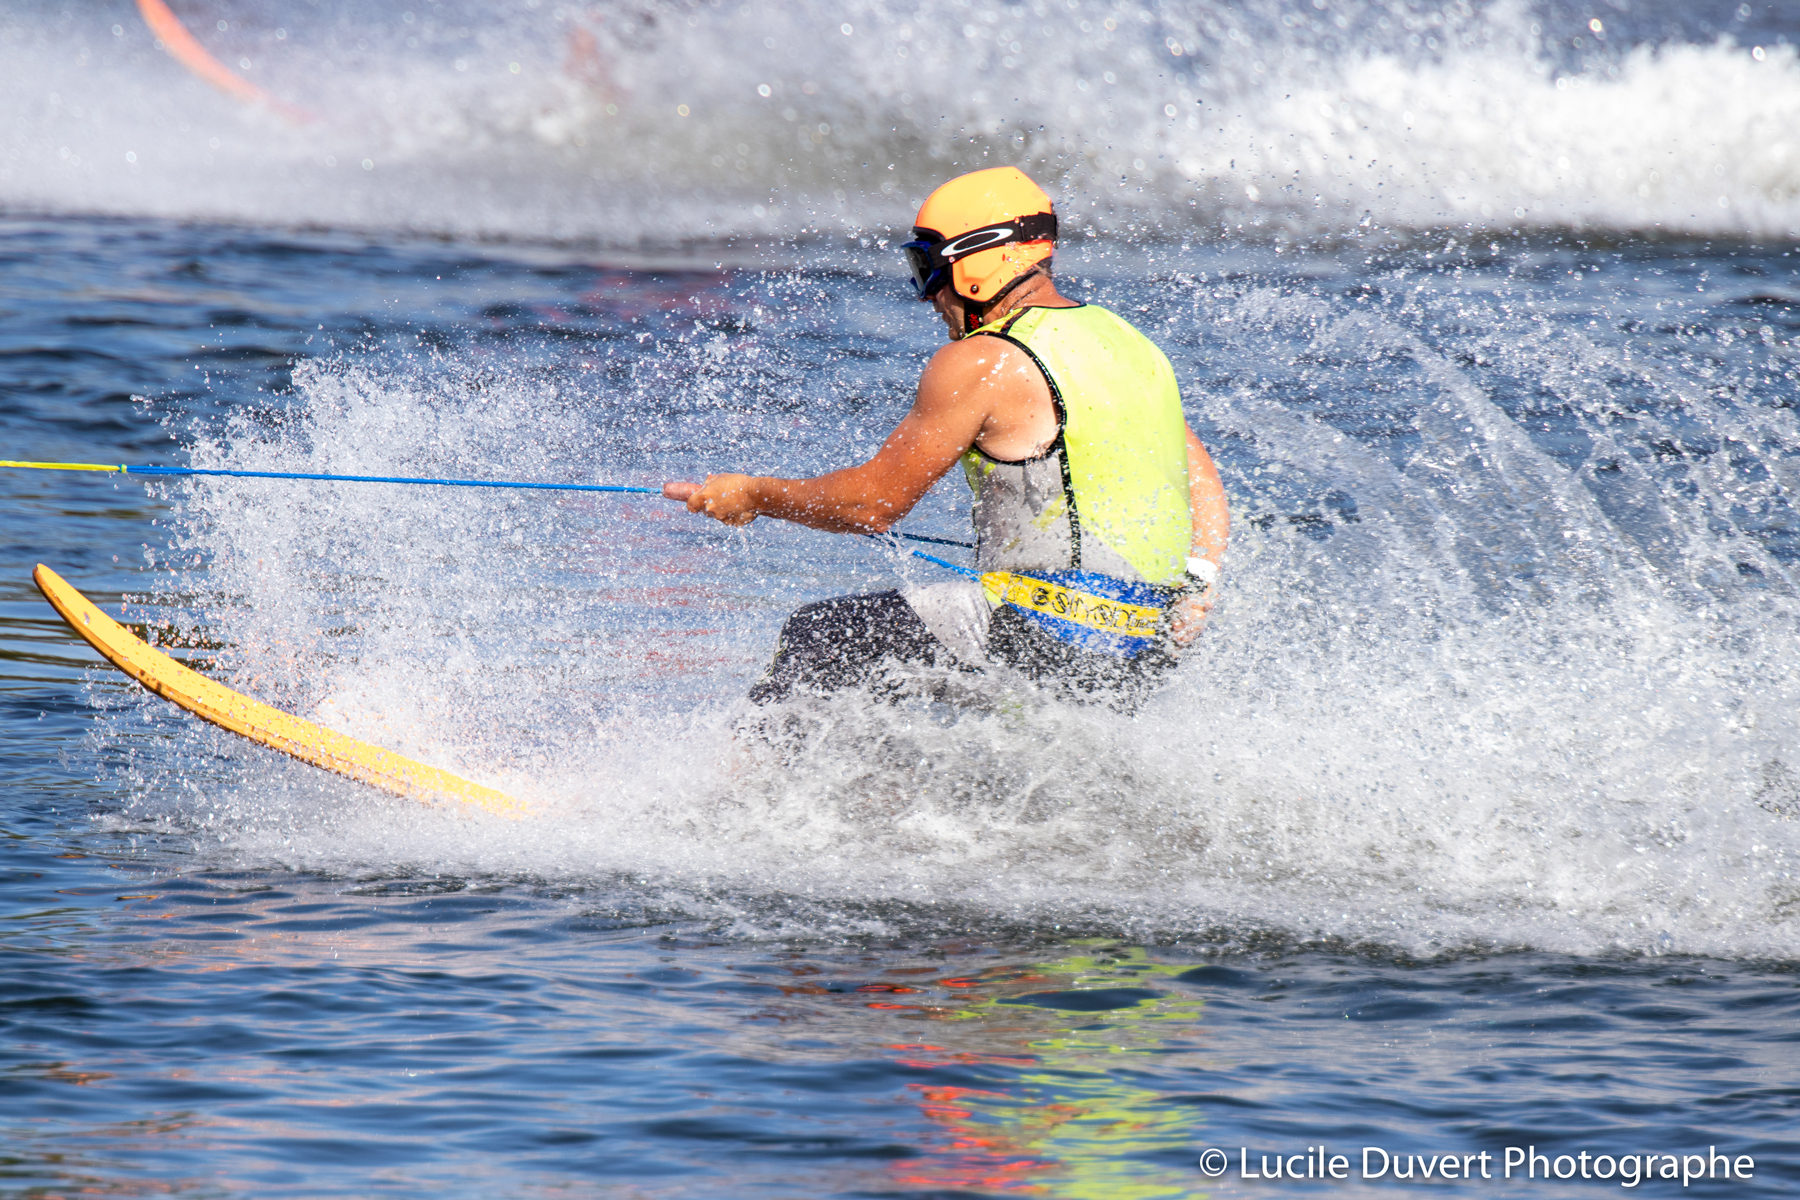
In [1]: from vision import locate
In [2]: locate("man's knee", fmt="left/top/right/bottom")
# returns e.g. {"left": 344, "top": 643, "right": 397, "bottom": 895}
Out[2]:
{"left": 750, "top": 591, "right": 942, "bottom": 703}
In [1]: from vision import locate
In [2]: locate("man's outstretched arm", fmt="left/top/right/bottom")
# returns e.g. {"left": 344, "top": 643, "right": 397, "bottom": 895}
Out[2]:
{"left": 666, "top": 336, "right": 1034, "bottom": 532}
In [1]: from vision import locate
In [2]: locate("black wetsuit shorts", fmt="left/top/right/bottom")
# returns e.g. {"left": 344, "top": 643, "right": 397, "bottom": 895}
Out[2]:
{"left": 748, "top": 589, "right": 1178, "bottom": 709}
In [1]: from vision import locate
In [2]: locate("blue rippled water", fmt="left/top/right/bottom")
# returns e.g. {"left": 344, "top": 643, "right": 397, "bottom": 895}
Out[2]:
{"left": 6, "top": 0, "right": 1800, "bottom": 1196}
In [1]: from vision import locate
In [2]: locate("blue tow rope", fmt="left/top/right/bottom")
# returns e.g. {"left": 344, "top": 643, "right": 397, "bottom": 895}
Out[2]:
{"left": 1, "top": 460, "right": 975, "bottom": 552}
{"left": 122, "top": 464, "right": 664, "bottom": 495}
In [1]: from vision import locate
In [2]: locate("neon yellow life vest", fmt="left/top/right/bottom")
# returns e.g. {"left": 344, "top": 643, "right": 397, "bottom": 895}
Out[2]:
{"left": 961, "top": 304, "right": 1191, "bottom": 587}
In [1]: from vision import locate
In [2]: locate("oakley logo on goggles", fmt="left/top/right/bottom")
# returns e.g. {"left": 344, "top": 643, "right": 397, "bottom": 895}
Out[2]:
{"left": 902, "top": 212, "right": 1058, "bottom": 299}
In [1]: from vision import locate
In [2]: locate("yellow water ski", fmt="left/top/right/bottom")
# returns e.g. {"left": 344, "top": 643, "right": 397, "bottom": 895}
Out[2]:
{"left": 33, "top": 564, "right": 526, "bottom": 819}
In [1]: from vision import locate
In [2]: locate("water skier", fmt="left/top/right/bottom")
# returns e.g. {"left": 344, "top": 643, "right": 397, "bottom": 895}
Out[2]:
{"left": 667, "top": 167, "right": 1230, "bottom": 706}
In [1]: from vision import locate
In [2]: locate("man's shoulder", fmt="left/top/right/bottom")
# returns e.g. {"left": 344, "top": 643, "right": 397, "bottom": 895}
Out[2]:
{"left": 925, "top": 328, "right": 1036, "bottom": 374}
{"left": 915, "top": 327, "right": 1048, "bottom": 421}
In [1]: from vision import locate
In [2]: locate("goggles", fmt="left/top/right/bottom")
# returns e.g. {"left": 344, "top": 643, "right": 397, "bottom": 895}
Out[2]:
{"left": 901, "top": 212, "right": 1058, "bottom": 300}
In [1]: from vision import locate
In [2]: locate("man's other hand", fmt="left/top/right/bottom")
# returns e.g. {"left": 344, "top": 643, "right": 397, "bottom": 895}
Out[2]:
{"left": 1166, "top": 590, "right": 1214, "bottom": 648}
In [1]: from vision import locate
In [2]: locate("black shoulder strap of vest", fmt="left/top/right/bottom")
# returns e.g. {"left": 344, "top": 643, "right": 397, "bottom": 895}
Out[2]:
{"left": 982, "top": 317, "right": 1082, "bottom": 570}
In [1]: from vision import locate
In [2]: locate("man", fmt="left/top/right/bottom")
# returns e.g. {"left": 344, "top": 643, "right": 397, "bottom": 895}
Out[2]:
{"left": 664, "top": 166, "right": 1230, "bottom": 707}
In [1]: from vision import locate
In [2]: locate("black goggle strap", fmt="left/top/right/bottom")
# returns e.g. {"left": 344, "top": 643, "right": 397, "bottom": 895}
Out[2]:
{"left": 904, "top": 212, "right": 1057, "bottom": 293}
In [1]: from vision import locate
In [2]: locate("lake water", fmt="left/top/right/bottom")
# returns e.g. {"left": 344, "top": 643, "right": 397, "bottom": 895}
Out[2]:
{"left": 3, "top": 0, "right": 1800, "bottom": 1196}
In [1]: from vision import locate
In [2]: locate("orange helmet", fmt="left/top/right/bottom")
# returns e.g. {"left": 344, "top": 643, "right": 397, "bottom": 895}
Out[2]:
{"left": 903, "top": 167, "right": 1057, "bottom": 306}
